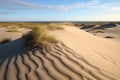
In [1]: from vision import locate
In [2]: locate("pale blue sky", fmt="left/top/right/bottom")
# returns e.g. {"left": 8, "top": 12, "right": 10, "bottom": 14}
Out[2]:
{"left": 0, "top": 0, "right": 120, "bottom": 21}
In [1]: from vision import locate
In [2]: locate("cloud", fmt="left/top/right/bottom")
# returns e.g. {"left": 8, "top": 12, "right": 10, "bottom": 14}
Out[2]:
{"left": 89, "top": 3, "right": 120, "bottom": 11}
{"left": 0, "top": 0, "right": 100, "bottom": 11}
{"left": 96, "top": 15, "right": 120, "bottom": 21}
{"left": 110, "top": 6, "right": 120, "bottom": 11}
{"left": 10, "top": 0, "right": 71, "bottom": 10}
{"left": 0, "top": 0, "right": 120, "bottom": 12}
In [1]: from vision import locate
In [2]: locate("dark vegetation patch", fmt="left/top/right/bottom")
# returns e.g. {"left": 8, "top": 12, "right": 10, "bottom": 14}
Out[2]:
{"left": 104, "top": 36, "right": 115, "bottom": 39}
{"left": 0, "top": 38, "right": 11, "bottom": 45}
{"left": 93, "top": 23, "right": 117, "bottom": 29}
{"left": 80, "top": 24, "right": 95, "bottom": 29}
{"left": 23, "top": 27, "right": 58, "bottom": 49}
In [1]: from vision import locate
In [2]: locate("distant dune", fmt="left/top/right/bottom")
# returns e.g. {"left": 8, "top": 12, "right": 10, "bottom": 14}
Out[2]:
{"left": 0, "top": 26, "right": 120, "bottom": 80}
{"left": 80, "top": 23, "right": 120, "bottom": 42}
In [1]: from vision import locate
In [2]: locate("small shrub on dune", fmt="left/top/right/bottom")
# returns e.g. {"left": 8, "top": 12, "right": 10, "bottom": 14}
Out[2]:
{"left": 23, "top": 27, "right": 58, "bottom": 49}
{"left": 23, "top": 27, "right": 47, "bottom": 46}
{"left": 86, "top": 29, "right": 95, "bottom": 32}
{"left": 22, "top": 25, "right": 34, "bottom": 29}
{"left": 86, "top": 29, "right": 105, "bottom": 33}
{"left": 7, "top": 26, "right": 18, "bottom": 29}
{"left": 117, "top": 22, "right": 120, "bottom": 25}
{"left": 47, "top": 26, "right": 64, "bottom": 30}
{"left": 95, "top": 30, "right": 105, "bottom": 33}
{"left": 0, "top": 38, "right": 11, "bottom": 45}
{"left": 47, "top": 23, "right": 64, "bottom": 30}
{"left": 7, "top": 29, "right": 20, "bottom": 32}
{"left": 7, "top": 26, "right": 20, "bottom": 32}
{"left": 61, "top": 22, "right": 76, "bottom": 26}
{"left": 104, "top": 36, "right": 115, "bottom": 39}
{"left": 43, "top": 35, "right": 58, "bottom": 43}
{"left": 38, "top": 36, "right": 58, "bottom": 46}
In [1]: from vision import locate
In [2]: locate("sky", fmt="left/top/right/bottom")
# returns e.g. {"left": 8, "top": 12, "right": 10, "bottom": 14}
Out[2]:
{"left": 0, "top": 0, "right": 120, "bottom": 21}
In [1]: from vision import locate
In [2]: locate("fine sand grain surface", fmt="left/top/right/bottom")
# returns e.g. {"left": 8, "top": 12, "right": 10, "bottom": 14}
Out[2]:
{"left": 95, "top": 25, "right": 120, "bottom": 42}
{"left": 81, "top": 24, "right": 120, "bottom": 42}
{"left": 0, "top": 28, "right": 30, "bottom": 41}
{"left": 0, "top": 26, "right": 120, "bottom": 80}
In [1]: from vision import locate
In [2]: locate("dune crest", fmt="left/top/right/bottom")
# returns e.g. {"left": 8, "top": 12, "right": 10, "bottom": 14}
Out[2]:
{"left": 0, "top": 26, "right": 120, "bottom": 80}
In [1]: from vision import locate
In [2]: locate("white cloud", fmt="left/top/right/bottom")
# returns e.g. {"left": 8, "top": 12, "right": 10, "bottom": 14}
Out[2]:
{"left": 64, "top": 0, "right": 100, "bottom": 9}
{"left": 110, "top": 6, "right": 120, "bottom": 11}
{"left": 92, "top": 15, "right": 120, "bottom": 21}
{"left": 0, "top": 0, "right": 100, "bottom": 10}
{"left": 0, "top": 0, "right": 120, "bottom": 12}
{"left": 86, "top": 0, "right": 100, "bottom": 6}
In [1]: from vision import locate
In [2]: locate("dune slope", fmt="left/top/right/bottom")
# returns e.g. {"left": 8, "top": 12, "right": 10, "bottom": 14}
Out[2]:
{"left": 0, "top": 27, "right": 120, "bottom": 80}
{"left": 0, "top": 42, "right": 117, "bottom": 80}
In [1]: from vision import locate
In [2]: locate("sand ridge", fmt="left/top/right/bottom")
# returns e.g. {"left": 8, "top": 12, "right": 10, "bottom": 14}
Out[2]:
{"left": 0, "top": 26, "right": 120, "bottom": 80}
{"left": 0, "top": 42, "right": 117, "bottom": 80}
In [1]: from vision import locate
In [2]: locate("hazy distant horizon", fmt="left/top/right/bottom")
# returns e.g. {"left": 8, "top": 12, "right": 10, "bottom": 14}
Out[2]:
{"left": 0, "top": 21, "right": 120, "bottom": 23}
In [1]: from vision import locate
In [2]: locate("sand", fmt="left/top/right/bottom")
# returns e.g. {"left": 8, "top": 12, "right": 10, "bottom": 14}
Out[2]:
{"left": 0, "top": 28, "right": 30, "bottom": 41}
{"left": 0, "top": 26, "right": 120, "bottom": 80}
{"left": 81, "top": 24, "right": 120, "bottom": 42}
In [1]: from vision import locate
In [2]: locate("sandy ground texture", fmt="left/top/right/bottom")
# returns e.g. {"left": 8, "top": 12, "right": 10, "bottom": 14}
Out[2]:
{"left": 0, "top": 26, "right": 120, "bottom": 80}
{"left": 80, "top": 24, "right": 120, "bottom": 42}
{"left": 0, "top": 28, "right": 30, "bottom": 41}
{"left": 94, "top": 25, "right": 120, "bottom": 42}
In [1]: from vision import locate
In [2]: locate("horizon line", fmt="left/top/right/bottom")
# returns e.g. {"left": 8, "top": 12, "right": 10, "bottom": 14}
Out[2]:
{"left": 0, "top": 21, "right": 120, "bottom": 22}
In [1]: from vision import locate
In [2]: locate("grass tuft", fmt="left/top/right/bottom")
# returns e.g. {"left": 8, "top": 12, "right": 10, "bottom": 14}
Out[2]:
{"left": 104, "top": 36, "right": 115, "bottom": 38}
{"left": 95, "top": 30, "right": 105, "bottom": 33}
{"left": 0, "top": 38, "right": 11, "bottom": 45}
{"left": 47, "top": 23, "right": 64, "bottom": 30}
{"left": 7, "top": 26, "right": 20, "bottom": 32}
{"left": 23, "top": 26, "right": 58, "bottom": 49}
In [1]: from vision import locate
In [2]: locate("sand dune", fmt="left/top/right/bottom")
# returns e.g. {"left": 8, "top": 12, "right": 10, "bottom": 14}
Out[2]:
{"left": 0, "top": 26, "right": 120, "bottom": 80}
{"left": 0, "top": 28, "right": 30, "bottom": 41}
{"left": 80, "top": 24, "right": 120, "bottom": 42}
{"left": 0, "top": 42, "right": 117, "bottom": 80}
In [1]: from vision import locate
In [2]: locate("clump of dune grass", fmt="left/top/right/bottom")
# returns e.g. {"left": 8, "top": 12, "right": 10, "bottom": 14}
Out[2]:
{"left": 86, "top": 29, "right": 105, "bottom": 33}
{"left": 86, "top": 29, "right": 95, "bottom": 32}
{"left": 0, "top": 38, "right": 11, "bottom": 45}
{"left": 7, "top": 26, "right": 20, "bottom": 32}
{"left": 61, "top": 22, "right": 76, "bottom": 26}
{"left": 95, "top": 30, "right": 105, "bottom": 33}
{"left": 104, "top": 36, "right": 115, "bottom": 39}
{"left": 7, "top": 29, "right": 20, "bottom": 32}
{"left": 117, "top": 22, "right": 120, "bottom": 25}
{"left": 23, "top": 27, "right": 58, "bottom": 49}
{"left": 47, "top": 23, "right": 64, "bottom": 30}
{"left": 7, "top": 26, "right": 18, "bottom": 29}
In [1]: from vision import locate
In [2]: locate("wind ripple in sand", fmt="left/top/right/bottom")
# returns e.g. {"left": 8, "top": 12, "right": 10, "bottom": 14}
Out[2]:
{"left": 0, "top": 42, "right": 117, "bottom": 80}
